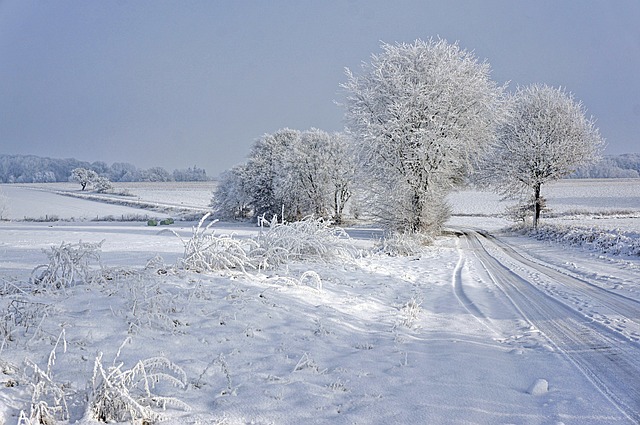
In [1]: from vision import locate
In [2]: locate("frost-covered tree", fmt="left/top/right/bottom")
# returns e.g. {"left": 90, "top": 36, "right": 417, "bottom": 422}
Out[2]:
{"left": 108, "top": 162, "right": 139, "bottom": 182}
{"left": 277, "top": 129, "right": 355, "bottom": 222}
{"left": 211, "top": 164, "right": 252, "bottom": 219}
{"left": 342, "top": 38, "right": 503, "bottom": 234}
{"left": 173, "top": 165, "right": 208, "bottom": 181}
{"left": 71, "top": 167, "right": 99, "bottom": 191}
{"left": 478, "top": 84, "right": 604, "bottom": 227}
{"left": 70, "top": 167, "right": 113, "bottom": 192}
{"left": 244, "top": 128, "right": 301, "bottom": 220}
{"left": 326, "top": 132, "right": 356, "bottom": 224}
{"left": 281, "top": 129, "right": 334, "bottom": 219}
{"left": 93, "top": 175, "right": 113, "bottom": 193}
{"left": 217, "top": 128, "right": 355, "bottom": 223}
{"left": 139, "top": 167, "right": 173, "bottom": 182}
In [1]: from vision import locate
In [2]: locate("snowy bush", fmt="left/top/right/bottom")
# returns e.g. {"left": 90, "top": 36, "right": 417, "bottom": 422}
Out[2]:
{"left": 30, "top": 240, "right": 105, "bottom": 290}
{"left": 89, "top": 352, "right": 189, "bottom": 423}
{"left": 94, "top": 176, "right": 113, "bottom": 193}
{"left": 251, "top": 215, "right": 358, "bottom": 269}
{"left": 173, "top": 213, "right": 257, "bottom": 273}
{"left": 374, "top": 232, "right": 432, "bottom": 257}
{"left": 516, "top": 223, "right": 640, "bottom": 256}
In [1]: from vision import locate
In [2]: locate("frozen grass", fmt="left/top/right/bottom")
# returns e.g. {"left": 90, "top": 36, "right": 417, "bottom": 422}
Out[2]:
{"left": 90, "top": 352, "right": 190, "bottom": 423}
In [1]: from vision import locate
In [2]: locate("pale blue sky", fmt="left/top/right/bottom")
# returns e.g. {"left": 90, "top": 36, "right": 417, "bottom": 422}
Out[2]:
{"left": 1, "top": 1, "right": 638, "bottom": 175}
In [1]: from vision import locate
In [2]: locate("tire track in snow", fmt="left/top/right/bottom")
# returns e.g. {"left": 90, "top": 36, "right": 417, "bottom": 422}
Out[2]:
{"left": 450, "top": 235, "right": 502, "bottom": 338}
{"left": 461, "top": 230, "right": 640, "bottom": 424}
{"left": 479, "top": 231, "right": 640, "bottom": 343}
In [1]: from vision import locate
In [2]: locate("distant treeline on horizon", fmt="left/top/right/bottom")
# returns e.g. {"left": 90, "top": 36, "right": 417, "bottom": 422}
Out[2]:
{"left": 570, "top": 153, "right": 640, "bottom": 179}
{"left": 0, "top": 154, "right": 210, "bottom": 184}
{"left": 0, "top": 153, "right": 638, "bottom": 184}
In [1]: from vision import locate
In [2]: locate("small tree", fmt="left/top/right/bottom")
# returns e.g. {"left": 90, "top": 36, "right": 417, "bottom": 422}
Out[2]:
{"left": 326, "top": 132, "right": 355, "bottom": 224}
{"left": 280, "top": 128, "right": 353, "bottom": 221}
{"left": 211, "top": 164, "right": 252, "bottom": 220}
{"left": 70, "top": 167, "right": 98, "bottom": 191}
{"left": 244, "top": 128, "right": 301, "bottom": 220}
{"left": 477, "top": 84, "right": 604, "bottom": 228}
{"left": 70, "top": 167, "right": 113, "bottom": 192}
{"left": 342, "top": 38, "right": 503, "bottom": 234}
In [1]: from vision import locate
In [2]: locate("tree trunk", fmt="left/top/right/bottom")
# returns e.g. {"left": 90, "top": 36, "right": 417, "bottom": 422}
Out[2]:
{"left": 411, "top": 191, "right": 422, "bottom": 233}
{"left": 334, "top": 192, "right": 341, "bottom": 225}
{"left": 533, "top": 183, "right": 541, "bottom": 228}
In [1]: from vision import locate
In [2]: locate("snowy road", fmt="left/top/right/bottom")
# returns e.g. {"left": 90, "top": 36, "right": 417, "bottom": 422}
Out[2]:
{"left": 458, "top": 229, "right": 640, "bottom": 423}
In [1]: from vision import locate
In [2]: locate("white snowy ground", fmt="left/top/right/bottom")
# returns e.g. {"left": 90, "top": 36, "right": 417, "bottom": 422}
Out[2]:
{"left": 0, "top": 180, "right": 639, "bottom": 424}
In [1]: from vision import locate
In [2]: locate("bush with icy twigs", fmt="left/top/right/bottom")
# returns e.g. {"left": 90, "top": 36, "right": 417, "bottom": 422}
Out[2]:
{"left": 172, "top": 213, "right": 257, "bottom": 272}
{"left": 30, "top": 240, "right": 105, "bottom": 290}
{"left": 89, "top": 352, "right": 190, "bottom": 423}
{"left": 251, "top": 215, "right": 358, "bottom": 269}
{"left": 515, "top": 223, "right": 640, "bottom": 256}
{"left": 173, "top": 214, "right": 358, "bottom": 273}
{"left": 374, "top": 231, "right": 431, "bottom": 256}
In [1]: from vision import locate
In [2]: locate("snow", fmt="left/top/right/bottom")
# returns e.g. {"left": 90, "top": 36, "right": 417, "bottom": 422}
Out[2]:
{"left": 1, "top": 180, "right": 639, "bottom": 424}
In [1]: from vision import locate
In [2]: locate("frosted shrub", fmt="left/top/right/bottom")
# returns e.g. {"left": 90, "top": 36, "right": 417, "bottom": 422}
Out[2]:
{"left": 374, "top": 232, "right": 431, "bottom": 257}
{"left": 522, "top": 223, "right": 640, "bottom": 257}
{"left": 173, "top": 213, "right": 257, "bottom": 273}
{"left": 251, "top": 215, "right": 357, "bottom": 269}
{"left": 30, "top": 240, "right": 105, "bottom": 290}
{"left": 90, "top": 353, "right": 189, "bottom": 423}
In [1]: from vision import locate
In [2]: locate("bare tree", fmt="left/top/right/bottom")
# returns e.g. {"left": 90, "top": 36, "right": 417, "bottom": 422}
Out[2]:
{"left": 477, "top": 84, "right": 604, "bottom": 227}
{"left": 342, "top": 38, "right": 503, "bottom": 234}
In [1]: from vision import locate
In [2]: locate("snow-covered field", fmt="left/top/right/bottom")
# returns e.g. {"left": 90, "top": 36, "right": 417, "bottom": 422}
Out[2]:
{"left": 1, "top": 180, "right": 639, "bottom": 424}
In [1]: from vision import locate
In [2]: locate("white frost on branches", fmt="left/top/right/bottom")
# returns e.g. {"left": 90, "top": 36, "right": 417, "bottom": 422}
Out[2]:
{"left": 342, "top": 38, "right": 504, "bottom": 234}
{"left": 212, "top": 128, "right": 356, "bottom": 223}
{"left": 477, "top": 84, "right": 604, "bottom": 227}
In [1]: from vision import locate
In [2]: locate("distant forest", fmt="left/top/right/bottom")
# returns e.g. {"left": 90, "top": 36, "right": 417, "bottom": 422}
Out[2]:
{"left": 571, "top": 153, "right": 640, "bottom": 178}
{"left": 0, "top": 154, "right": 209, "bottom": 183}
{"left": 0, "top": 153, "right": 637, "bottom": 184}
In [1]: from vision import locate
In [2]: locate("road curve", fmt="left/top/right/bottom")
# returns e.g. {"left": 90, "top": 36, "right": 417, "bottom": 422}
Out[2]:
{"left": 458, "top": 229, "right": 640, "bottom": 424}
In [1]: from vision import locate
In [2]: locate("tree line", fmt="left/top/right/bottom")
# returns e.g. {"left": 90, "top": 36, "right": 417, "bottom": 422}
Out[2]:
{"left": 571, "top": 153, "right": 640, "bottom": 178}
{"left": 0, "top": 154, "right": 209, "bottom": 183}
{"left": 213, "top": 38, "right": 607, "bottom": 232}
